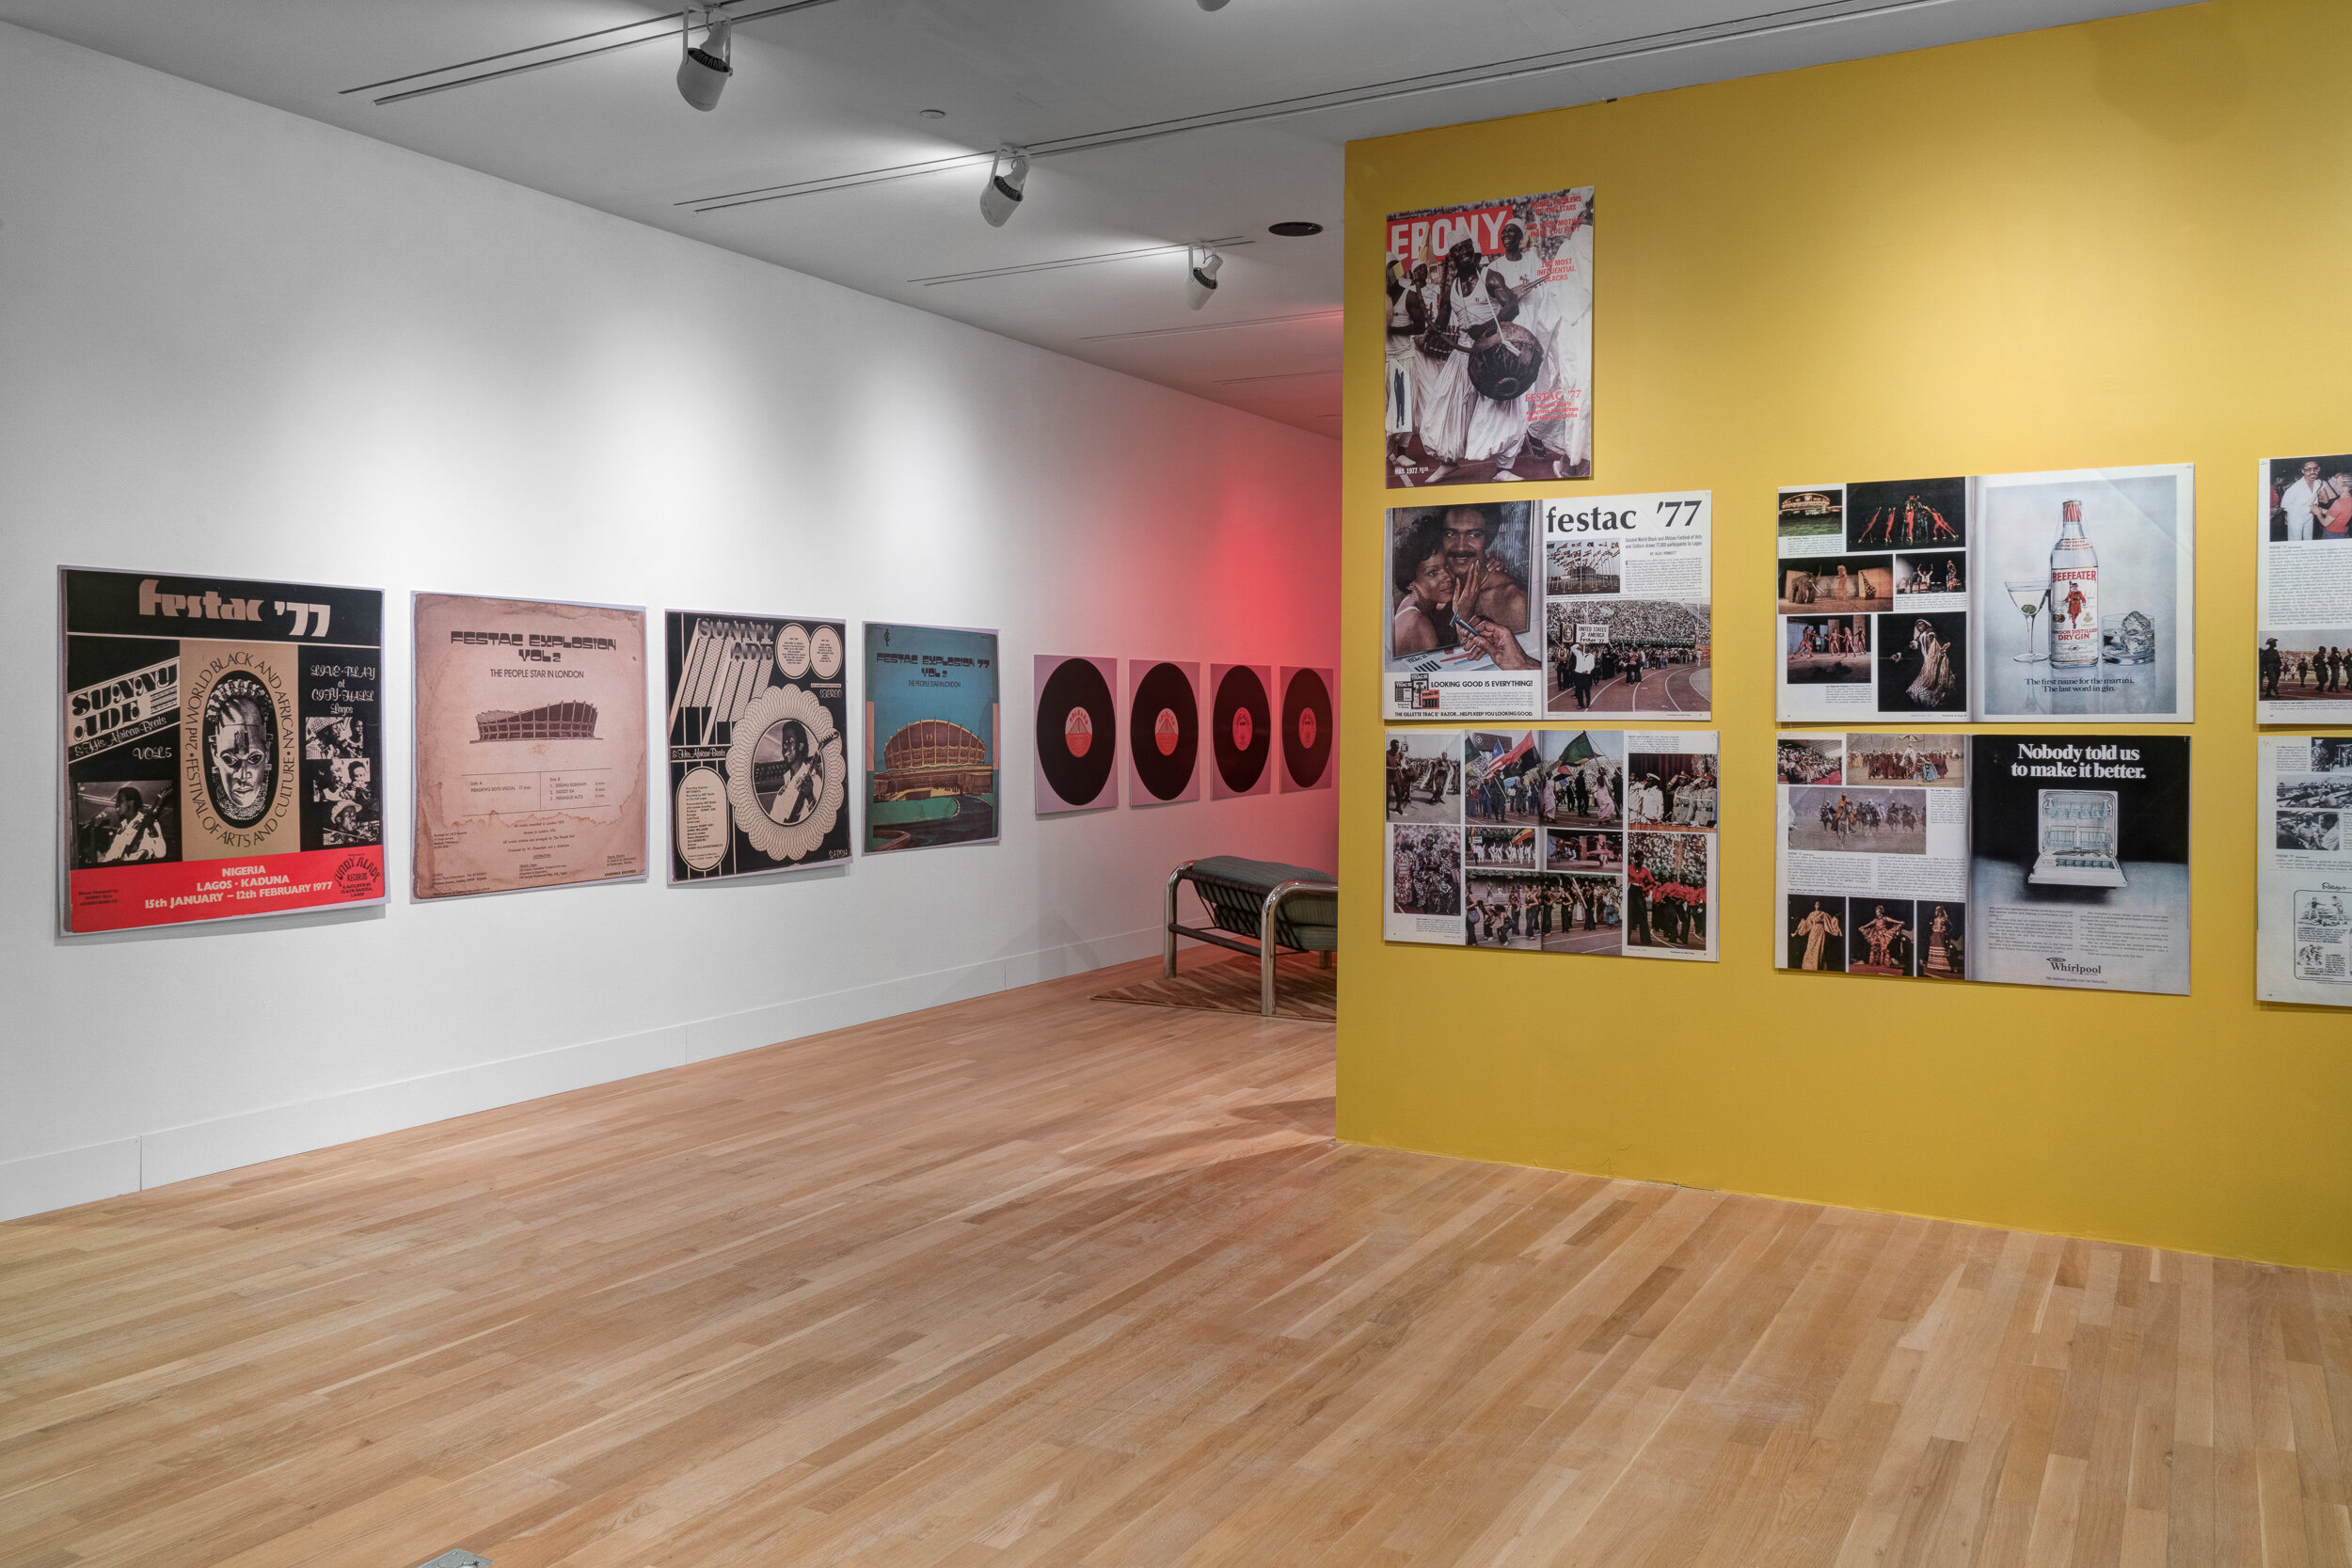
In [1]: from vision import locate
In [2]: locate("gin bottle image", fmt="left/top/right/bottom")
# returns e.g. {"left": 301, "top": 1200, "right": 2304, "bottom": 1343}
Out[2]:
{"left": 2048, "top": 499, "right": 2100, "bottom": 666}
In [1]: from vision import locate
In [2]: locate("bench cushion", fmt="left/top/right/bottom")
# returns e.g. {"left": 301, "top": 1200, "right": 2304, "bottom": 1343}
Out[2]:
{"left": 1184, "top": 857, "right": 1336, "bottom": 947}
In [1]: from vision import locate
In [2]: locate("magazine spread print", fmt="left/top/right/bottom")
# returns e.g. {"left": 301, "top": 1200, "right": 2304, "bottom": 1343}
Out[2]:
{"left": 1774, "top": 465, "right": 2193, "bottom": 723}
{"left": 1774, "top": 731, "right": 2190, "bottom": 995}
{"left": 1386, "top": 725, "right": 1719, "bottom": 962}
{"left": 1385, "top": 491, "right": 1710, "bottom": 721}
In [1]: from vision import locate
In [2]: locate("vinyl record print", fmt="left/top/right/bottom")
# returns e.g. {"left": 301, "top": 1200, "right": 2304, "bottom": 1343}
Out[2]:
{"left": 1034, "top": 654, "right": 1118, "bottom": 814}
{"left": 1210, "top": 663, "right": 1273, "bottom": 799}
{"left": 1279, "top": 666, "right": 1336, "bottom": 792}
{"left": 1126, "top": 660, "right": 1200, "bottom": 805}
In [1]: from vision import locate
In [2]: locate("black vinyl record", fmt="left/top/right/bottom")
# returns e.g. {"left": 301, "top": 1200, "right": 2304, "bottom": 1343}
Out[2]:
{"left": 1212, "top": 666, "right": 1272, "bottom": 795}
{"left": 1036, "top": 657, "right": 1117, "bottom": 808}
{"left": 1129, "top": 662, "right": 1199, "bottom": 801}
{"left": 1281, "top": 668, "right": 1334, "bottom": 788}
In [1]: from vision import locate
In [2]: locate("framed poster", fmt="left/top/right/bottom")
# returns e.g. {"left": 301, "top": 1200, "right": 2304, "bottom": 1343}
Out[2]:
{"left": 1383, "top": 186, "right": 1592, "bottom": 487}
{"left": 1773, "top": 733, "right": 1969, "bottom": 980}
{"left": 1774, "top": 731, "right": 2188, "bottom": 993}
{"left": 1384, "top": 492, "right": 1711, "bottom": 721}
{"left": 1034, "top": 654, "right": 1119, "bottom": 814}
{"left": 59, "top": 566, "right": 387, "bottom": 933}
{"left": 1126, "top": 660, "right": 1201, "bottom": 806}
{"left": 1967, "top": 735, "right": 2190, "bottom": 993}
{"left": 1208, "top": 663, "right": 1274, "bottom": 800}
{"left": 1386, "top": 725, "right": 1719, "bottom": 960}
{"left": 665, "top": 611, "right": 850, "bottom": 880}
{"left": 1383, "top": 500, "right": 1540, "bottom": 720}
{"left": 864, "top": 623, "right": 999, "bottom": 851}
{"left": 2257, "top": 736, "right": 2352, "bottom": 1005}
{"left": 1277, "top": 666, "right": 1335, "bottom": 792}
{"left": 1774, "top": 464, "right": 2194, "bottom": 723}
{"left": 412, "top": 592, "right": 648, "bottom": 898}
{"left": 2255, "top": 451, "right": 2352, "bottom": 722}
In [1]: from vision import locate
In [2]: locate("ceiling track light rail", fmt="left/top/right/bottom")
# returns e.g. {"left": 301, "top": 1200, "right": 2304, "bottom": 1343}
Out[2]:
{"left": 909, "top": 238, "right": 1250, "bottom": 289}
{"left": 673, "top": 0, "right": 1971, "bottom": 214}
{"left": 343, "top": 0, "right": 848, "bottom": 106}
{"left": 1080, "top": 309, "right": 1340, "bottom": 342}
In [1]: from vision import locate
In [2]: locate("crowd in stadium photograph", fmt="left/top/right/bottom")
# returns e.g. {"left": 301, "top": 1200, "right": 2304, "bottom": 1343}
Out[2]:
{"left": 1543, "top": 600, "right": 1710, "bottom": 714}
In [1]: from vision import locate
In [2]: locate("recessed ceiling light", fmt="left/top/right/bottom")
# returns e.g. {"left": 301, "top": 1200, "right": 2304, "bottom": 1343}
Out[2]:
{"left": 1268, "top": 221, "right": 1323, "bottom": 238}
{"left": 919, "top": 107, "right": 946, "bottom": 119}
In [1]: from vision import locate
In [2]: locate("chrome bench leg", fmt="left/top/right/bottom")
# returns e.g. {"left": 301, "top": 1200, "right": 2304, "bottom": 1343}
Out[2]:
{"left": 1260, "top": 892, "right": 1279, "bottom": 1017}
{"left": 1165, "top": 863, "right": 1190, "bottom": 978}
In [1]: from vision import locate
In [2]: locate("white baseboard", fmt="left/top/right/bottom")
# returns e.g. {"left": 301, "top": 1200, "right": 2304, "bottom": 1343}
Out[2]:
{"left": 0, "top": 924, "right": 1166, "bottom": 1224}
{"left": 0, "top": 1136, "right": 142, "bottom": 1222}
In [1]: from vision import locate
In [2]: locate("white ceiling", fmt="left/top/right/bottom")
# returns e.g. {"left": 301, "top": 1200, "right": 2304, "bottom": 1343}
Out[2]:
{"left": 3, "top": 0, "right": 2188, "bottom": 436}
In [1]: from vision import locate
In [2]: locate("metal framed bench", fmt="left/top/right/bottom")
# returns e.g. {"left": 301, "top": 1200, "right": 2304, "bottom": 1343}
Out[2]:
{"left": 1164, "top": 856, "right": 1337, "bottom": 1018}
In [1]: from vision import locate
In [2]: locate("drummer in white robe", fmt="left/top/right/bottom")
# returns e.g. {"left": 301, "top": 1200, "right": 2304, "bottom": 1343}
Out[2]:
{"left": 1445, "top": 242, "right": 1532, "bottom": 481}
{"left": 1415, "top": 244, "right": 1488, "bottom": 482}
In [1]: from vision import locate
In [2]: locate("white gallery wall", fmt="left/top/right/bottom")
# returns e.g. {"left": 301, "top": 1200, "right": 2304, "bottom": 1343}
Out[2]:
{"left": 0, "top": 23, "right": 1340, "bottom": 1221}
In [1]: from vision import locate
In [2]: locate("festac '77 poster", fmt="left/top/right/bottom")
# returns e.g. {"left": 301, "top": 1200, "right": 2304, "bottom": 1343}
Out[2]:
{"left": 59, "top": 566, "right": 387, "bottom": 933}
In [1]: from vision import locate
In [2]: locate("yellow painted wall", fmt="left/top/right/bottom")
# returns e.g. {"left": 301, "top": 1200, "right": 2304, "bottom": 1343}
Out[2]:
{"left": 1340, "top": 0, "right": 2352, "bottom": 1273}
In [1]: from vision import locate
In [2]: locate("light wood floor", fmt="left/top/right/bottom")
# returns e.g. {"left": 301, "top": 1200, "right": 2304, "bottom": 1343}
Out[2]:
{"left": 4, "top": 959, "right": 2347, "bottom": 1568}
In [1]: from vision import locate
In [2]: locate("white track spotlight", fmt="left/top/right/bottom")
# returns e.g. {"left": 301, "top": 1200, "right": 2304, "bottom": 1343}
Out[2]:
{"left": 1185, "top": 244, "right": 1223, "bottom": 310}
{"left": 676, "top": 10, "right": 733, "bottom": 112}
{"left": 980, "top": 147, "right": 1030, "bottom": 227}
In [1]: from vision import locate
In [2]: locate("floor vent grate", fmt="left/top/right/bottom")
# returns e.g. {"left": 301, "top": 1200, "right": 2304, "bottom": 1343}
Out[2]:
{"left": 411, "top": 1554, "right": 491, "bottom": 1568}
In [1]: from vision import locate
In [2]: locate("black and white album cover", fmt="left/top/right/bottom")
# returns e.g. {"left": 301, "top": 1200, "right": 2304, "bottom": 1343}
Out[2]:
{"left": 665, "top": 611, "right": 850, "bottom": 881}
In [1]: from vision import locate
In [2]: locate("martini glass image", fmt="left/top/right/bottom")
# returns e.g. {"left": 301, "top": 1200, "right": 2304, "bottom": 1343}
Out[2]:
{"left": 2005, "top": 579, "right": 2050, "bottom": 662}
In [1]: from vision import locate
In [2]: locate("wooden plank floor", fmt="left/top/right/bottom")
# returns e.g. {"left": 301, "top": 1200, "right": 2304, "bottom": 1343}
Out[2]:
{"left": 3, "top": 958, "right": 2347, "bottom": 1568}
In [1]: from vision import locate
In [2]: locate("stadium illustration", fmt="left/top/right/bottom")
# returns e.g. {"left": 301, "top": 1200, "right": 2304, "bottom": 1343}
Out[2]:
{"left": 871, "top": 719, "right": 993, "bottom": 800}
{"left": 475, "top": 701, "right": 598, "bottom": 742}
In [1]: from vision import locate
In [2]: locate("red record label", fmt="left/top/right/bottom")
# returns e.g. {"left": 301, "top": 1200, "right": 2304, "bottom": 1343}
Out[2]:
{"left": 1154, "top": 710, "right": 1179, "bottom": 755}
{"left": 1298, "top": 710, "right": 1317, "bottom": 747}
{"left": 1064, "top": 707, "right": 1092, "bottom": 757}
